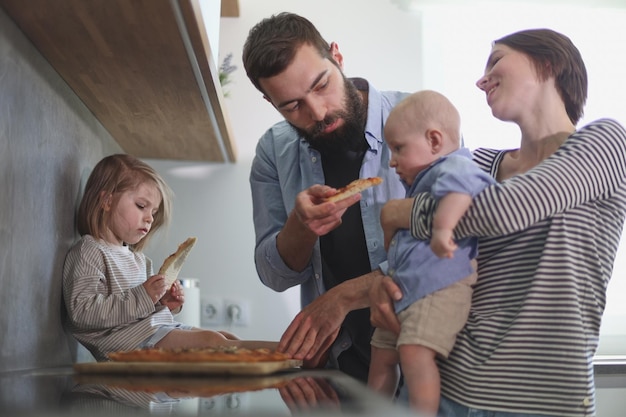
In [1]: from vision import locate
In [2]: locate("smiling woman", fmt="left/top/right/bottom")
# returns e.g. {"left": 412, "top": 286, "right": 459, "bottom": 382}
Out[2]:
{"left": 412, "top": 2, "right": 626, "bottom": 359}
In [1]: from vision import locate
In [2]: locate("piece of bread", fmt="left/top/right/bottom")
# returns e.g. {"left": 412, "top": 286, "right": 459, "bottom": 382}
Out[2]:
{"left": 158, "top": 237, "right": 197, "bottom": 287}
{"left": 324, "top": 177, "right": 383, "bottom": 203}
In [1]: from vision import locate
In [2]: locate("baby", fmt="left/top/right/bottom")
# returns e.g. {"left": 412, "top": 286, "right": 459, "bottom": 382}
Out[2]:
{"left": 368, "top": 90, "right": 494, "bottom": 415}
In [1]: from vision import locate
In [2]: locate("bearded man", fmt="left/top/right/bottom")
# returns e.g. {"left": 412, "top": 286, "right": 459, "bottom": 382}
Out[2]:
{"left": 243, "top": 12, "right": 408, "bottom": 382}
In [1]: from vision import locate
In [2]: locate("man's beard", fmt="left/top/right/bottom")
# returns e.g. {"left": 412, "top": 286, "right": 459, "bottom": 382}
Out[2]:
{"left": 292, "top": 77, "right": 367, "bottom": 154}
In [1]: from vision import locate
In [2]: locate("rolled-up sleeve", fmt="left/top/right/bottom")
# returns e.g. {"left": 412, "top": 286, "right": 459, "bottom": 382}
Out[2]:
{"left": 250, "top": 124, "right": 317, "bottom": 292}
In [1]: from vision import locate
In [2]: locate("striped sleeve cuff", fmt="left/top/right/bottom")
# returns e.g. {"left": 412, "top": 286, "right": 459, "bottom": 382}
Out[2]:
{"left": 410, "top": 193, "right": 437, "bottom": 240}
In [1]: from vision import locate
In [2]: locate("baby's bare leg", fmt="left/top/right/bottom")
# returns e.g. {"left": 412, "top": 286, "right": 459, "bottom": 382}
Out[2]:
{"left": 398, "top": 343, "right": 439, "bottom": 416}
{"left": 368, "top": 345, "right": 401, "bottom": 397}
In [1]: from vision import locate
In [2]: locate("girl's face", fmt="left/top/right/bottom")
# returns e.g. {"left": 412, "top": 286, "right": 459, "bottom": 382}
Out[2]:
{"left": 475, "top": 44, "right": 545, "bottom": 124}
{"left": 103, "top": 182, "right": 162, "bottom": 246}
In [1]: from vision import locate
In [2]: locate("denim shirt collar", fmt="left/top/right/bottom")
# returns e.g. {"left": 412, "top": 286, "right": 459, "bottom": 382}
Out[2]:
{"left": 358, "top": 78, "right": 385, "bottom": 150}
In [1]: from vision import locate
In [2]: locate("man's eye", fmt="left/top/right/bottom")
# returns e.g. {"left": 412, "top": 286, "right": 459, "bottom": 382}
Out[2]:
{"left": 314, "top": 80, "right": 329, "bottom": 92}
{"left": 284, "top": 103, "right": 300, "bottom": 113}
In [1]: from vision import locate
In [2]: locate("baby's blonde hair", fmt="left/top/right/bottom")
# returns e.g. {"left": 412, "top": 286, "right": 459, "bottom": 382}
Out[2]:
{"left": 390, "top": 90, "right": 461, "bottom": 151}
{"left": 76, "top": 154, "right": 173, "bottom": 251}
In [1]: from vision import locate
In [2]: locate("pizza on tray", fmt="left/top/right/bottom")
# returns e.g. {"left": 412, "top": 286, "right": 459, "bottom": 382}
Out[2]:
{"left": 158, "top": 237, "right": 197, "bottom": 287}
{"left": 324, "top": 177, "right": 383, "bottom": 203}
{"left": 107, "top": 346, "right": 292, "bottom": 363}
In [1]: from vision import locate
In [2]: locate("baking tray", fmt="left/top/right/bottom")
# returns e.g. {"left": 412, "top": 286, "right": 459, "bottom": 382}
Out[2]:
{"left": 74, "top": 359, "right": 302, "bottom": 376}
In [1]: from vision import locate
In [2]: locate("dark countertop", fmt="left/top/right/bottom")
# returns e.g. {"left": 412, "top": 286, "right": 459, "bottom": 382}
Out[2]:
{"left": 0, "top": 365, "right": 417, "bottom": 417}
{"left": 2, "top": 362, "right": 626, "bottom": 416}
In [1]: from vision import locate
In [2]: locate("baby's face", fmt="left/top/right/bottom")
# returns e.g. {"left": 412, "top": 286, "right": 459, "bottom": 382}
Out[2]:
{"left": 385, "top": 121, "right": 439, "bottom": 186}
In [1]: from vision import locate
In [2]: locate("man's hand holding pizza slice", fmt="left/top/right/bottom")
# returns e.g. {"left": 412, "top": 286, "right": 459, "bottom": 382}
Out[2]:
{"left": 292, "top": 177, "right": 384, "bottom": 238}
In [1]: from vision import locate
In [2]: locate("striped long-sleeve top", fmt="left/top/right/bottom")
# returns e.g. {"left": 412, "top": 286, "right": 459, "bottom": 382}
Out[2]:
{"left": 410, "top": 118, "right": 626, "bottom": 417}
{"left": 63, "top": 235, "right": 177, "bottom": 361}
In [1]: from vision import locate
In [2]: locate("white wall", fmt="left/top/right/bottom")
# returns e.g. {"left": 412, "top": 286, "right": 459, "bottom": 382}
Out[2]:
{"left": 144, "top": 0, "right": 422, "bottom": 341}
{"left": 145, "top": 0, "right": 626, "bottom": 354}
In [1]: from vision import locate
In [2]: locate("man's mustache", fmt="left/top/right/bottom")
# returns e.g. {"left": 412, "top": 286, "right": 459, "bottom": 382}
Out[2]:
{"left": 310, "top": 115, "right": 340, "bottom": 137}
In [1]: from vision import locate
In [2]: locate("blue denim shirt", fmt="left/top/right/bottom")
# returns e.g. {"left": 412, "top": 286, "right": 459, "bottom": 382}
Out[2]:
{"left": 249, "top": 80, "right": 408, "bottom": 359}
{"left": 387, "top": 148, "right": 495, "bottom": 313}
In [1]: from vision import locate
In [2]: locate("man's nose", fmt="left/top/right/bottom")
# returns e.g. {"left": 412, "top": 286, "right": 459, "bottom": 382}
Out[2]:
{"left": 306, "top": 96, "right": 327, "bottom": 122}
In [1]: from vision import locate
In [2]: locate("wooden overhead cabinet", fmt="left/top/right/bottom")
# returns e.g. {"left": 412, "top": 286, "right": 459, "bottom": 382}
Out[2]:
{"left": 0, "top": 0, "right": 237, "bottom": 162}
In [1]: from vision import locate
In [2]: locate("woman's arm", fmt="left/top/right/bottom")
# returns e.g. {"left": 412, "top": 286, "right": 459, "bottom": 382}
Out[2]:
{"left": 412, "top": 119, "right": 626, "bottom": 240}
{"left": 379, "top": 198, "right": 415, "bottom": 250}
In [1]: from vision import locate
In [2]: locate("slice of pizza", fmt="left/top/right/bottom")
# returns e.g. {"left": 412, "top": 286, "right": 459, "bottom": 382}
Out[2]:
{"left": 324, "top": 177, "right": 383, "bottom": 203}
{"left": 158, "top": 237, "right": 197, "bottom": 287}
{"left": 108, "top": 346, "right": 294, "bottom": 363}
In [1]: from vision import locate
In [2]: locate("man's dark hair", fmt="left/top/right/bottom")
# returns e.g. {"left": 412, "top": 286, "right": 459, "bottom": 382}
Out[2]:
{"left": 242, "top": 12, "right": 332, "bottom": 94}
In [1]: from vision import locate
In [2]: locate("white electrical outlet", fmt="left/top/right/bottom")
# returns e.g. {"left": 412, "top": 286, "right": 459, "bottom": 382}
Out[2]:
{"left": 201, "top": 297, "right": 224, "bottom": 326}
{"left": 223, "top": 299, "right": 249, "bottom": 326}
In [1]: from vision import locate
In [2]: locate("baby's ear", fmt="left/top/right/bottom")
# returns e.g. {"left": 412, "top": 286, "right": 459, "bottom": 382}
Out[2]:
{"left": 426, "top": 128, "right": 444, "bottom": 154}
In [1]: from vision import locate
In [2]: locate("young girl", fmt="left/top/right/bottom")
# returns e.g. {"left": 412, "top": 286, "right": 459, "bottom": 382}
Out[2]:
{"left": 63, "top": 154, "right": 277, "bottom": 361}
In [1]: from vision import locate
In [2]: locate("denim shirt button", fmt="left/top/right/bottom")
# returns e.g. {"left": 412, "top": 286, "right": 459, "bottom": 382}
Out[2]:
{"left": 311, "top": 156, "right": 317, "bottom": 163}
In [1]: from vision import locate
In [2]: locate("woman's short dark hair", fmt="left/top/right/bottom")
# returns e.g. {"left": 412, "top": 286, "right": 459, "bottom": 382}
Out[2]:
{"left": 242, "top": 12, "right": 332, "bottom": 94}
{"left": 495, "top": 28, "right": 587, "bottom": 124}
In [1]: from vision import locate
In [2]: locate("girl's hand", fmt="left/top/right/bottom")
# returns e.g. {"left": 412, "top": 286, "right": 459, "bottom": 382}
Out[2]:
{"left": 161, "top": 280, "right": 185, "bottom": 312}
{"left": 143, "top": 275, "right": 168, "bottom": 304}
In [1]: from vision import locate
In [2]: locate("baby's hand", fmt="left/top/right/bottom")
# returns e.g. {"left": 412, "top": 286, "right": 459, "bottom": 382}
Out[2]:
{"left": 431, "top": 228, "right": 456, "bottom": 259}
{"left": 143, "top": 275, "right": 168, "bottom": 304}
{"left": 161, "top": 281, "right": 185, "bottom": 312}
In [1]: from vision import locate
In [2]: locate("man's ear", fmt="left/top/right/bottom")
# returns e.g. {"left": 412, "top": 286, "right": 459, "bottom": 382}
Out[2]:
{"left": 329, "top": 42, "right": 344, "bottom": 70}
{"left": 426, "top": 129, "right": 444, "bottom": 154}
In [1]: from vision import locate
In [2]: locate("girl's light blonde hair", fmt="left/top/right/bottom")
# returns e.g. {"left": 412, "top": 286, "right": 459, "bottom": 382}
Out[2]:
{"left": 76, "top": 154, "right": 173, "bottom": 251}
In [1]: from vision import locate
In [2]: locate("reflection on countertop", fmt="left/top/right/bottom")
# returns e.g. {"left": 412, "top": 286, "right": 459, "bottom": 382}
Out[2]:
{"left": 2, "top": 363, "right": 626, "bottom": 416}
{"left": 0, "top": 367, "right": 416, "bottom": 417}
